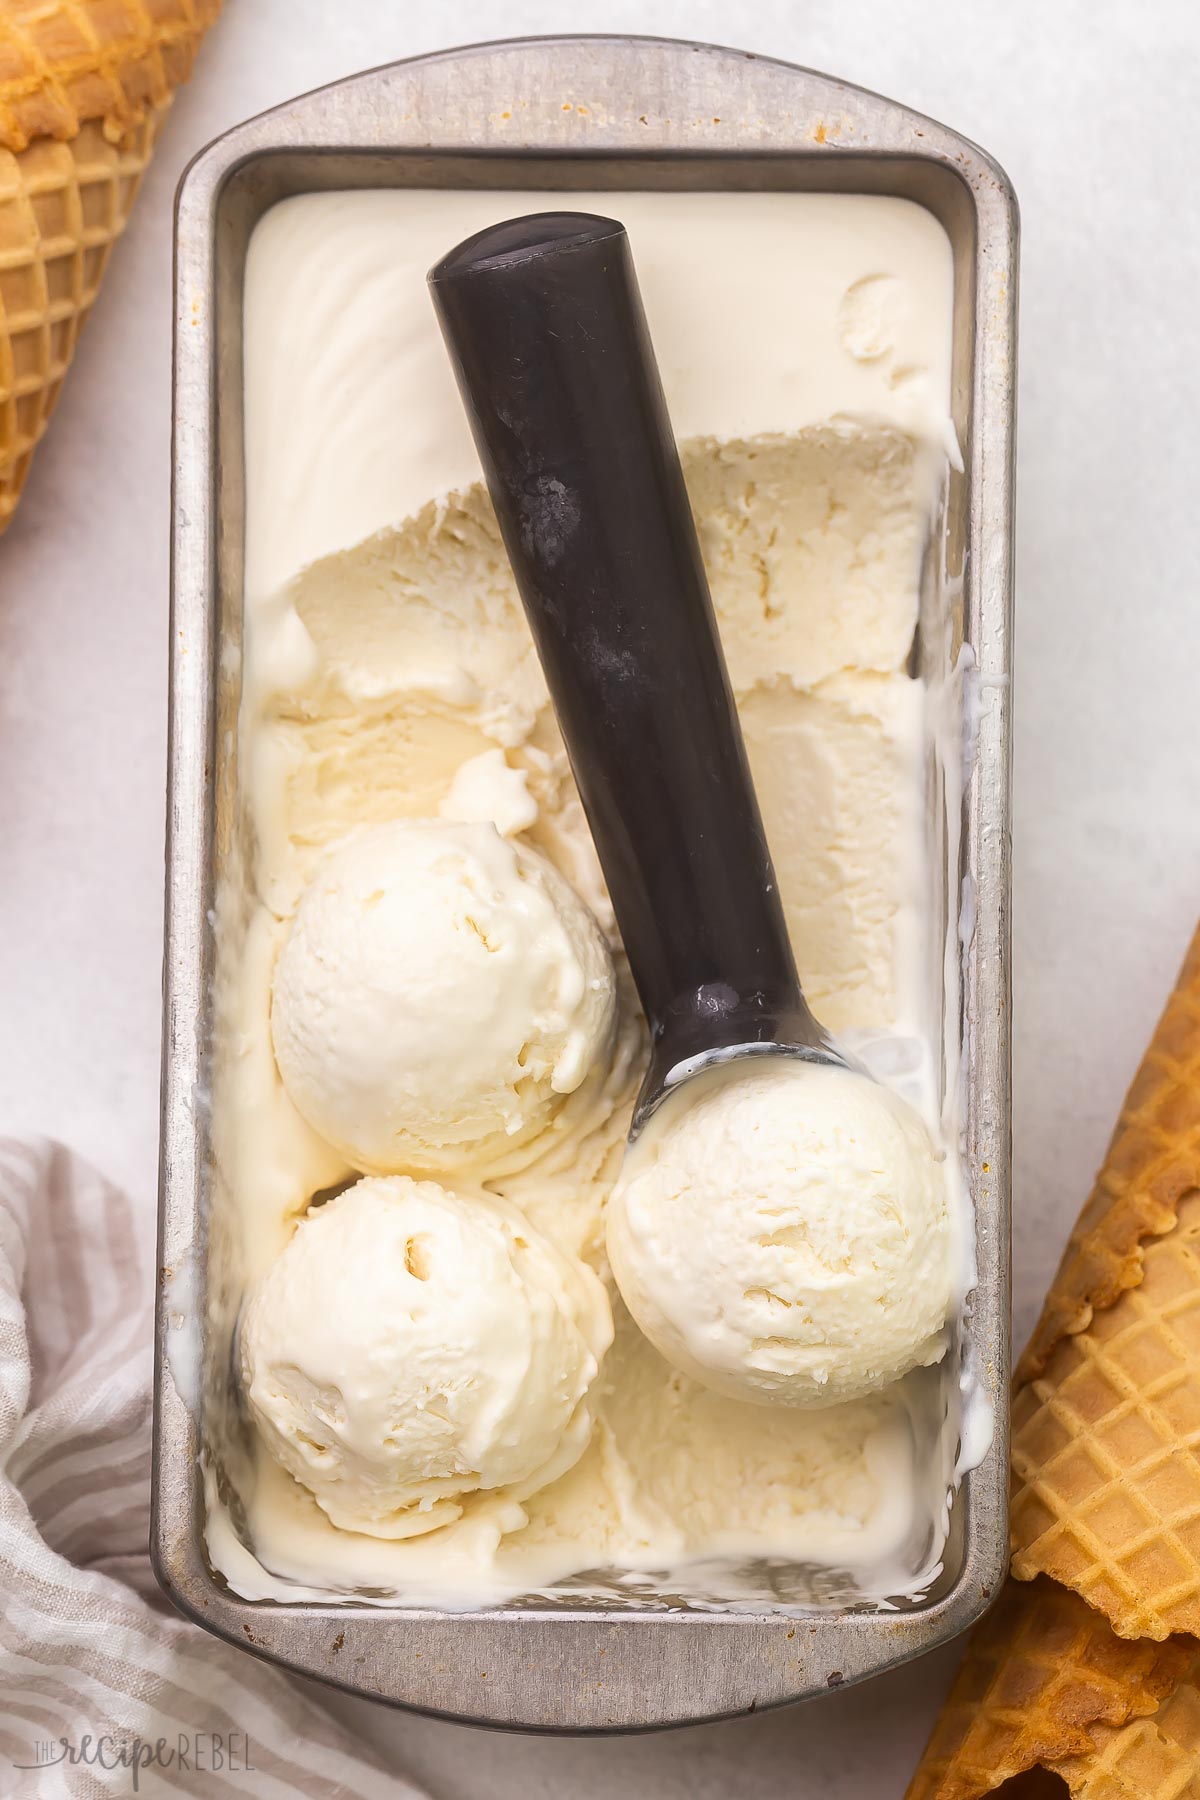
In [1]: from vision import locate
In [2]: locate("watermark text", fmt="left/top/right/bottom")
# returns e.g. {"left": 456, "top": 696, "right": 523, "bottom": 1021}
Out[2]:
{"left": 16, "top": 1731, "right": 255, "bottom": 1790}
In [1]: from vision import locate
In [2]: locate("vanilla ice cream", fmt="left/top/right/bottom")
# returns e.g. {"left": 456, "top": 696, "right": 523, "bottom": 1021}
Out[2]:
{"left": 607, "top": 1060, "right": 954, "bottom": 1407}
{"left": 209, "top": 187, "right": 969, "bottom": 1608}
{"left": 271, "top": 819, "right": 617, "bottom": 1175}
{"left": 240, "top": 1176, "right": 612, "bottom": 1537}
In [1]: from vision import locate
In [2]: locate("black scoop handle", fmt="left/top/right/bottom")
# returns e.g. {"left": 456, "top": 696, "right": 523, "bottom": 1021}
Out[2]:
{"left": 429, "top": 213, "right": 822, "bottom": 1088}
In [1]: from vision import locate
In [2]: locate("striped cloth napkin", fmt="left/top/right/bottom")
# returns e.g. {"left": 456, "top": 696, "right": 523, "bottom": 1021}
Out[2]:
{"left": 0, "top": 1139, "right": 429, "bottom": 1799}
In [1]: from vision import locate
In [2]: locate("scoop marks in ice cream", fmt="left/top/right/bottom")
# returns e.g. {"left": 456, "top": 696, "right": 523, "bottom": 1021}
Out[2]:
{"left": 215, "top": 188, "right": 968, "bottom": 1604}
{"left": 239, "top": 1176, "right": 613, "bottom": 1538}
{"left": 606, "top": 1059, "right": 954, "bottom": 1407}
{"left": 270, "top": 819, "right": 617, "bottom": 1175}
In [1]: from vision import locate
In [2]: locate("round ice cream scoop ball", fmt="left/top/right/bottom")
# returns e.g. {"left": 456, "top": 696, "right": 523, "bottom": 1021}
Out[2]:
{"left": 239, "top": 1175, "right": 613, "bottom": 1538}
{"left": 431, "top": 215, "right": 954, "bottom": 1405}
{"left": 607, "top": 1060, "right": 954, "bottom": 1407}
{"left": 270, "top": 819, "right": 617, "bottom": 1175}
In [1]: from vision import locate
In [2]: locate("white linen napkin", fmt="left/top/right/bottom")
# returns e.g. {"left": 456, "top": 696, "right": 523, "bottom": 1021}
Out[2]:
{"left": 0, "top": 1138, "right": 429, "bottom": 1799}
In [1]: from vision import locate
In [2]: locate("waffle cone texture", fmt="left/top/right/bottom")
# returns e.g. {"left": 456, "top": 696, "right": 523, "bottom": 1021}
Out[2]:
{"left": 0, "top": 0, "right": 220, "bottom": 531}
{"left": 909, "top": 923, "right": 1200, "bottom": 1798}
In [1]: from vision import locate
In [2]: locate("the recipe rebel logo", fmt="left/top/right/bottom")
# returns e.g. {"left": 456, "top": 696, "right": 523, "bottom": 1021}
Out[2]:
{"left": 13, "top": 1730, "right": 256, "bottom": 1789}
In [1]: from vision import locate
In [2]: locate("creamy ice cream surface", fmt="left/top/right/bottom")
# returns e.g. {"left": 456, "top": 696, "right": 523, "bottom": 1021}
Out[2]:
{"left": 240, "top": 1177, "right": 612, "bottom": 1539}
{"left": 211, "top": 187, "right": 970, "bottom": 1609}
{"left": 607, "top": 1060, "right": 955, "bottom": 1408}
{"left": 271, "top": 819, "right": 616, "bottom": 1175}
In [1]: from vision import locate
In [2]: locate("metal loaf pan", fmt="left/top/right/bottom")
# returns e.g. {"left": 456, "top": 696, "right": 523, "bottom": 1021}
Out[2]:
{"left": 155, "top": 34, "right": 1016, "bottom": 1731}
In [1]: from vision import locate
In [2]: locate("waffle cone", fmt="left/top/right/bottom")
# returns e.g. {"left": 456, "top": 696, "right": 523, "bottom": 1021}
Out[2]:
{"left": 1056, "top": 1671, "right": 1200, "bottom": 1798}
{"left": 1011, "top": 927, "right": 1200, "bottom": 1641}
{"left": 1019, "top": 927, "right": 1200, "bottom": 1387}
{"left": 909, "top": 923, "right": 1200, "bottom": 1797}
{"left": 1011, "top": 1187, "right": 1200, "bottom": 1640}
{"left": 907, "top": 1579, "right": 1198, "bottom": 1799}
{"left": 0, "top": 0, "right": 221, "bottom": 532}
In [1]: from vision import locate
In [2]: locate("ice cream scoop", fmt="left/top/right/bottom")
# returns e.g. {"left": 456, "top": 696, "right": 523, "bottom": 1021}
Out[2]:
{"left": 430, "top": 214, "right": 951, "bottom": 1403}
{"left": 271, "top": 818, "right": 616, "bottom": 1176}
{"left": 607, "top": 1059, "right": 953, "bottom": 1407}
{"left": 239, "top": 1174, "right": 613, "bottom": 1538}
{"left": 430, "top": 214, "right": 842, "bottom": 1121}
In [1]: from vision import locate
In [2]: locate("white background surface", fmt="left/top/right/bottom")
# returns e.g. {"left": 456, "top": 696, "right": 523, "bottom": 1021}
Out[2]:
{"left": 3, "top": 1, "right": 1199, "bottom": 1793}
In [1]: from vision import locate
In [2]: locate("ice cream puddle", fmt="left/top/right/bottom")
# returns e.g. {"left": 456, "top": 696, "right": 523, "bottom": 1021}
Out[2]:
{"left": 208, "top": 188, "right": 977, "bottom": 1611}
